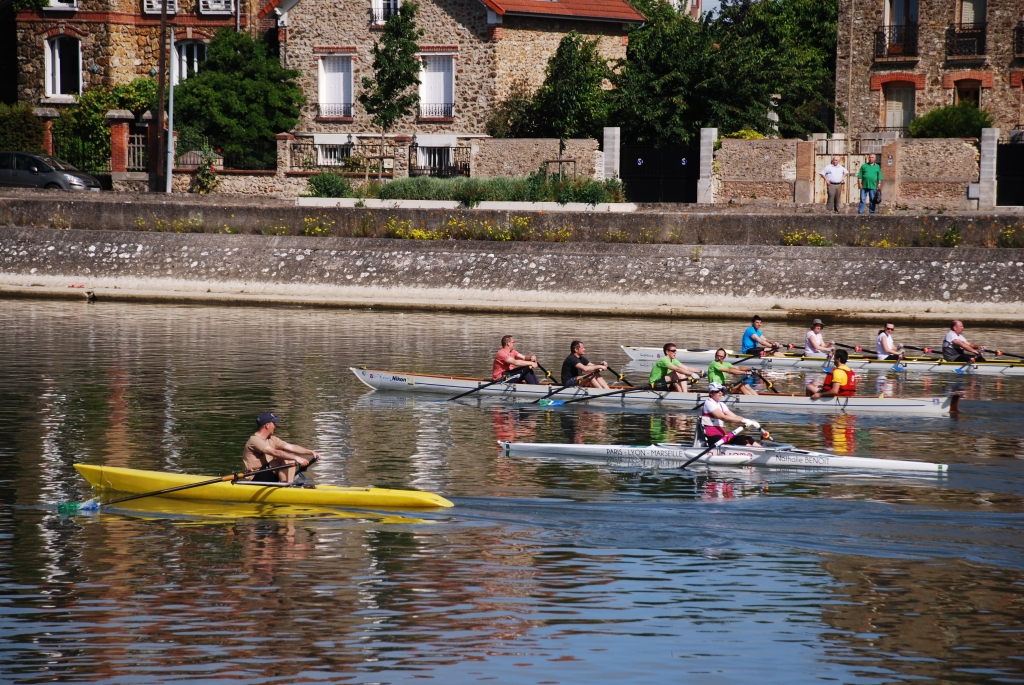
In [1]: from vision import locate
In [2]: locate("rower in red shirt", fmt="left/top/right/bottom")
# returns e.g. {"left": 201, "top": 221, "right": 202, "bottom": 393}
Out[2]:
{"left": 493, "top": 335, "right": 540, "bottom": 384}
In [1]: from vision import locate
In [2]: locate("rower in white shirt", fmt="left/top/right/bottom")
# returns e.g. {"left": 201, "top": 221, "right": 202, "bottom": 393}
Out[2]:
{"left": 876, "top": 322, "right": 902, "bottom": 360}
{"left": 804, "top": 318, "right": 834, "bottom": 358}
{"left": 942, "top": 320, "right": 985, "bottom": 362}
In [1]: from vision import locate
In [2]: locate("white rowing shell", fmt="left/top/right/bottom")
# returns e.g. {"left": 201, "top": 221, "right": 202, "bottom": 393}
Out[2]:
{"left": 620, "top": 346, "right": 1024, "bottom": 377}
{"left": 499, "top": 441, "right": 949, "bottom": 474}
{"left": 351, "top": 368, "right": 957, "bottom": 416}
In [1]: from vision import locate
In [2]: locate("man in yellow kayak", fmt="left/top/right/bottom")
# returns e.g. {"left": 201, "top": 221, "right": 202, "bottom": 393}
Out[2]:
{"left": 243, "top": 413, "right": 321, "bottom": 483}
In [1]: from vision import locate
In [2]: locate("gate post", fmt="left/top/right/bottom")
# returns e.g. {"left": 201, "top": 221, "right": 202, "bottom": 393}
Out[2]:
{"left": 603, "top": 127, "right": 620, "bottom": 180}
{"left": 697, "top": 128, "right": 717, "bottom": 203}
{"left": 978, "top": 128, "right": 998, "bottom": 210}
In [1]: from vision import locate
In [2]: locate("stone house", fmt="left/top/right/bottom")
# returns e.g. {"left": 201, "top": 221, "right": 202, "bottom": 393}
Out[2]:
{"left": 834, "top": 0, "right": 1024, "bottom": 138}
{"left": 258, "top": 0, "right": 644, "bottom": 174}
{"left": 10, "top": 0, "right": 264, "bottom": 108}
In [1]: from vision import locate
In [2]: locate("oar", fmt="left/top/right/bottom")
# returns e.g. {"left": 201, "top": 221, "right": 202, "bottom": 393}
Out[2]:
{"left": 548, "top": 385, "right": 650, "bottom": 406}
{"left": 535, "top": 362, "right": 555, "bottom": 382}
{"left": 606, "top": 365, "right": 633, "bottom": 386}
{"left": 991, "top": 349, "right": 1024, "bottom": 360}
{"left": 680, "top": 426, "right": 747, "bottom": 468}
{"left": 754, "top": 370, "right": 779, "bottom": 393}
{"left": 835, "top": 342, "right": 871, "bottom": 355}
{"left": 58, "top": 457, "right": 320, "bottom": 514}
{"left": 448, "top": 370, "right": 523, "bottom": 401}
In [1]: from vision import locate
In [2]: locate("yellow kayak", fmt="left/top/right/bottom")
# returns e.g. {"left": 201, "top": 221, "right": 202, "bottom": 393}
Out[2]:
{"left": 96, "top": 496, "right": 431, "bottom": 523}
{"left": 75, "top": 464, "right": 454, "bottom": 509}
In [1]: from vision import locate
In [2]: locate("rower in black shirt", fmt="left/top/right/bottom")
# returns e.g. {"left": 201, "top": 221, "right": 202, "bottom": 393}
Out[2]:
{"left": 560, "top": 340, "right": 611, "bottom": 389}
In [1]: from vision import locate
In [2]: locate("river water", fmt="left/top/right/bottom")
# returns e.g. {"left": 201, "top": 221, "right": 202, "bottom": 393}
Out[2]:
{"left": 2, "top": 300, "right": 1022, "bottom": 684}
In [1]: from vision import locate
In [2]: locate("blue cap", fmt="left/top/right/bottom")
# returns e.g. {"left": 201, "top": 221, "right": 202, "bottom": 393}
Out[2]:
{"left": 256, "top": 412, "right": 280, "bottom": 428}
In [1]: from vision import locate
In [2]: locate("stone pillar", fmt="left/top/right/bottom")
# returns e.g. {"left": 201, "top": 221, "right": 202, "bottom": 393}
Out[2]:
{"left": 794, "top": 140, "right": 814, "bottom": 203}
{"left": 697, "top": 127, "right": 717, "bottom": 204}
{"left": 105, "top": 109, "right": 134, "bottom": 174}
{"left": 33, "top": 108, "right": 60, "bottom": 156}
{"left": 881, "top": 139, "right": 899, "bottom": 206}
{"left": 276, "top": 132, "right": 294, "bottom": 173}
{"left": 603, "top": 127, "right": 620, "bottom": 181}
{"left": 978, "top": 128, "right": 999, "bottom": 209}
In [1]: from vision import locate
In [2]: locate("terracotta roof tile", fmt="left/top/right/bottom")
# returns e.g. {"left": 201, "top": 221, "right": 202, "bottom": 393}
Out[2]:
{"left": 479, "top": 0, "right": 645, "bottom": 23}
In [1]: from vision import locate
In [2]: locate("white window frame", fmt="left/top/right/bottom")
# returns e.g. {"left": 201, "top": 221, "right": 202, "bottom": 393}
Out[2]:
{"left": 317, "top": 55, "right": 354, "bottom": 117}
{"left": 44, "top": 0, "right": 79, "bottom": 11}
{"left": 143, "top": 0, "right": 178, "bottom": 15}
{"left": 370, "top": 0, "right": 399, "bottom": 25}
{"left": 417, "top": 54, "right": 455, "bottom": 118}
{"left": 44, "top": 36, "right": 82, "bottom": 98}
{"left": 199, "top": 0, "right": 233, "bottom": 14}
{"left": 173, "top": 40, "right": 207, "bottom": 85}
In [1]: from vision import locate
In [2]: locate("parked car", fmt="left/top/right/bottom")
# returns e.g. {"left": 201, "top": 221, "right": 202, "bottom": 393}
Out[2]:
{"left": 0, "top": 151, "right": 102, "bottom": 191}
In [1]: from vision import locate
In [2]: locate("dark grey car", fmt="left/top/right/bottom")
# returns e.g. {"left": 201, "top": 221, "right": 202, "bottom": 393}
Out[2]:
{"left": 0, "top": 151, "right": 102, "bottom": 191}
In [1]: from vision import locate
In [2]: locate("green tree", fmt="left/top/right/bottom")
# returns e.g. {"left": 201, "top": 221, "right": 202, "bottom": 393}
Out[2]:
{"left": 532, "top": 31, "right": 612, "bottom": 151}
{"left": 485, "top": 79, "right": 536, "bottom": 138}
{"left": 175, "top": 28, "right": 304, "bottom": 169}
{"left": 909, "top": 102, "right": 994, "bottom": 138}
{"left": 358, "top": 0, "right": 423, "bottom": 175}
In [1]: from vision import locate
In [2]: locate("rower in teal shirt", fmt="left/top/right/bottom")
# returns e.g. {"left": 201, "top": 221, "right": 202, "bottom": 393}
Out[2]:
{"left": 741, "top": 315, "right": 782, "bottom": 355}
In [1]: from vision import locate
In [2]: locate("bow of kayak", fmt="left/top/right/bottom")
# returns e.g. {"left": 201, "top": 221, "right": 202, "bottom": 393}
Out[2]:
{"left": 74, "top": 464, "right": 454, "bottom": 509}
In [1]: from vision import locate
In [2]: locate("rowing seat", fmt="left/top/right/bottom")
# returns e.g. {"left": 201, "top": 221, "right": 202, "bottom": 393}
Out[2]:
{"left": 692, "top": 421, "right": 709, "bottom": 448}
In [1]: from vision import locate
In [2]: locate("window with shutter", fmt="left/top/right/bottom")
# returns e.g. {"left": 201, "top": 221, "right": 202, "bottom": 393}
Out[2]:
{"left": 199, "top": 0, "right": 233, "bottom": 14}
{"left": 46, "top": 36, "right": 81, "bottom": 96}
{"left": 371, "top": 0, "right": 399, "bottom": 24}
{"left": 418, "top": 55, "right": 454, "bottom": 118}
{"left": 884, "top": 86, "right": 915, "bottom": 129}
{"left": 143, "top": 0, "right": 178, "bottom": 14}
{"left": 960, "top": 0, "right": 985, "bottom": 24}
{"left": 173, "top": 41, "right": 207, "bottom": 85}
{"left": 318, "top": 56, "right": 353, "bottom": 117}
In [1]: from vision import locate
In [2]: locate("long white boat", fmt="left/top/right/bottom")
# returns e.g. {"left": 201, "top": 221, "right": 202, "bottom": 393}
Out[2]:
{"left": 620, "top": 346, "right": 1024, "bottom": 377}
{"left": 499, "top": 440, "right": 949, "bottom": 474}
{"left": 351, "top": 367, "right": 959, "bottom": 415}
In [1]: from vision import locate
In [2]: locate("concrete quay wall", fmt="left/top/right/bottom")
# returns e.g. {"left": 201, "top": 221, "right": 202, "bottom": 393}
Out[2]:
{"left": 2, "top": 192, "right": 1024, "bottom": 248}
{"left": 2, "top": 228, "right": 1023, "bottom": 322}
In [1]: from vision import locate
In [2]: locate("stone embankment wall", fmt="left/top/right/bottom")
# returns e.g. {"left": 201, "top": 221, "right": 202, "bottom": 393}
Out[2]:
{"left": 471, "top": 139, "right": 601, "bottom": 179}
{"left": 2, "top": 228, "right": 1022, "bottom": 317}
{"left": 2, "top": 192, "right": 1023, "bottom": 247}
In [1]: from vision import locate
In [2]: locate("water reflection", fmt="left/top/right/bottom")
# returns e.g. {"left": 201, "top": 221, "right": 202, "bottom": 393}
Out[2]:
{"left": 2, "top": 300, "right": 1023, "bottom": 684}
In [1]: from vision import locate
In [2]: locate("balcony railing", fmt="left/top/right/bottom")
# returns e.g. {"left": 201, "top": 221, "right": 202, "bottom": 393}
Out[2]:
{"left": 317, "top": 103, "right": 353, "bottom": 118}
{"left": 370, "top": 3, "right": 398, "bottom": 24}
{"left": 418, "top": 103, "right": 454, "bottom": 119}
{"left": 874, "top": 24, "right": 919, "bottom": 59}
{"left": 409, "top": 144, "right": 470, "bottom": 178}
{"left": 1015, "top": 21, "right": 1024, "bottom": 57}
{"left": 946, "top": 23, "right": 986, "bottom": 57}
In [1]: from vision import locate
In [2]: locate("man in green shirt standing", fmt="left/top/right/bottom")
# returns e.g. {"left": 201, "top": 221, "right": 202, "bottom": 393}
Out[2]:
{"left": 707, "top": 348, "right": 758, "bottom": 395}
{"left": 857, "top": 153, "right": 883, "bottom": 215}
{"left": 649, "top": 343, "right": 705, "bottom": 392}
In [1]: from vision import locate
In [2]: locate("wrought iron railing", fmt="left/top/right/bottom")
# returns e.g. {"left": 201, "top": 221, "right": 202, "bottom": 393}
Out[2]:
{"left": 52, "top": 135, "right": 110, "bottom": 174}
{"left": 127, "top": 133, "right": 148, "bottom": 171}
{"left": 418, "top": 103, "right": 454, "bottom": 119}
{"left": 408, "top": 144, "right": 470, "bottom": 178}
{"left": 946, "top": 23, "right": 986, "bottom": 56}
{"left": 874, "top": 24, "right": 919, "bottom": 58}
{"left": 290, "top": 142, "right": 395, "bottom": 174}
{"left": 317, "top": 103, "right": 353, "bottom": 118}
{"left": 1015, "top": 21, "right": 1024, "bottom": 57}
{"left": 370, "top": 2, "right": 398, "bottom": 24}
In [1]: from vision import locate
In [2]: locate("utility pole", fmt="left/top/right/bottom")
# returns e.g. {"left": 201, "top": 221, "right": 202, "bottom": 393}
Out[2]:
{"left": 155, "top": 0, "right": 168, "bottom": 191}
{"left": 165, "top": 27, "right": 175, "bottom": 194}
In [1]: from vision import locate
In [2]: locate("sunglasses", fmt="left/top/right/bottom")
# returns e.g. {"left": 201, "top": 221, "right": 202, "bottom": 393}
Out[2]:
{"left": 667, "top": 349, "right": 678, "bottom": 353}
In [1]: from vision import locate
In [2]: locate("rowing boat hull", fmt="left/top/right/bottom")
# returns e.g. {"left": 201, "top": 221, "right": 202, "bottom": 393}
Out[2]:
{"left": 351, "top": 367, "right": 956, "bottom": 415}
{"left": 620, "top": 346, "right": 1024, "bottom": 376}
{"left": 499, "top": 441, "right": 949, "bottom": 474}
{"left": 74, "top": 464, "right": 453, "bottom": 508}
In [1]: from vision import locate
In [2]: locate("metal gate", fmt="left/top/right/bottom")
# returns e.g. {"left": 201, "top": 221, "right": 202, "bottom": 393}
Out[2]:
{"left": 996, "top": 140, "right": 1024, "bottom": 207}
{"left": 619, "top": 145, "right": 699, "bottom": 203}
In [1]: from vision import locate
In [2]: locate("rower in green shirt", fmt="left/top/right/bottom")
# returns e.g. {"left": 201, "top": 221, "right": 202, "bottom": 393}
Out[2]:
{"left": 649, "top": 343, "right": 705, "bottom": 392}
{"left": 707, "top": 348, "right": 758, "bottom": 395}
{"left": 857, "top": 153, "right": 883, "bottom": 215}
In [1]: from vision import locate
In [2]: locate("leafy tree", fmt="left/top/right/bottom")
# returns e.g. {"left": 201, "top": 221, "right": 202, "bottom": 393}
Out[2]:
{"left": 909, "top": 102, "right": 994, "bottom": 138}
{"left": 175, "top": 28, "right": 304, "bottom": 168}
{"left": 486, "top": 79, "right": 535, "bottom": 138}
{"left": 532, "top": 32, "right": 612, "bottom": 151}
{"left": 358, "top": 0, "right": 423, "bottom": 173}
{"left": 0, "top": 103, "right": 47, "bottom": 153}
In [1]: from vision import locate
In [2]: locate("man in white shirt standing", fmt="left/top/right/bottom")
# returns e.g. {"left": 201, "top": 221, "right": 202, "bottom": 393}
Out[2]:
{"left": 820, "top": 156, "right": 848, "bottom": 213}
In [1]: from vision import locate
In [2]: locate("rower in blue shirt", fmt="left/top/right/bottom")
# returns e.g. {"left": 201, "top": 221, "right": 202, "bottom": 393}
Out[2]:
{"left": 741, "top": 315, "right": 784, "bottom": 356}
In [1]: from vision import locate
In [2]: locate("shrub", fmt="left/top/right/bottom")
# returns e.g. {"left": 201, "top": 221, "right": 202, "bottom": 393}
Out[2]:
{"left": 724, "top": 129, "right": 767, "bottom": 140}
{"left": 908, "top": 102, "right": 994, "bottom": 139}
{"left": 378, "top": 172, "right": 624, "bottom": 206}
{"left": 305, "top": 171, "right": 354, "bottom": 198}
{"left": 0, "top": 103, "right": 46, "bottom": 154}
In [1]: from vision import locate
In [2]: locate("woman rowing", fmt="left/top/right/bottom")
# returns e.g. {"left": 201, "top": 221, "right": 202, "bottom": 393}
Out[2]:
{"left": 702, "top": 382, "right": 761, "bottom": 446}
{"left": 804, "top": 318, "right": 835, "bottom": 358}
{"left": 876, "top": 322, "right": 902, "bottom": 360}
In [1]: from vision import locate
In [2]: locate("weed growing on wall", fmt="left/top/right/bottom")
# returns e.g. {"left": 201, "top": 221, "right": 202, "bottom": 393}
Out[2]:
{"left": 379, "top": 173, "right": 623, "bottom": 207}
{"left": 780, "top": 228, "right": 832, "bottom": 246}
{"left": 997, "top": 226, "right": 1023, "bottom": 248}
{"left": 303, "top": 215, "right": 336, "bottom": 236}
{"left": 261, "top": 224, "right": 289, "bottom": 236}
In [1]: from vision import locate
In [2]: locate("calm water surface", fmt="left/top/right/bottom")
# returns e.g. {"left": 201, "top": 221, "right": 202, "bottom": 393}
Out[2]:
{"left": 1, "top": 300, "right": 1023, "bottom": 684}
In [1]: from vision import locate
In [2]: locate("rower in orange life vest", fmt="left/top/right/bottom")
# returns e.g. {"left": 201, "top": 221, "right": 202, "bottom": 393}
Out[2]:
{"left": 805, "top": 348, "right": 858, "bottom": 399}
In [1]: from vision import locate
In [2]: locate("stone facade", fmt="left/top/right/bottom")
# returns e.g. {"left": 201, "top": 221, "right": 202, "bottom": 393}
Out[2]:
{"left": 273, "top": 0, "right": 635, "bottom": 139}
{"left": 897, "top": 137, "right": 981, "bottom": 207}
{"left": 471, "top": 138, "right": 600, "bottom": 178}
{"left": 835, "top": 0, "right": 1024, "bottom": 137}
{"left": 14, "top": 0, "right": 254, "bottom": 108}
